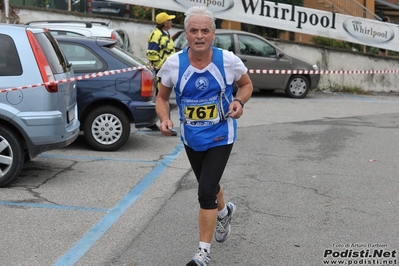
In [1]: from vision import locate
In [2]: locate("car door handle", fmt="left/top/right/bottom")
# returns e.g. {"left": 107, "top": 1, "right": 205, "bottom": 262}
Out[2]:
{"left": 241, "top": 58, "right": 247, "bottom": 62}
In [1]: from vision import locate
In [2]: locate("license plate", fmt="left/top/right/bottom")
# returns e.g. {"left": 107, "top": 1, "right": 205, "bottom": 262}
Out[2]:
{"left": 67, "top": 108, "right": 75, "bottom": 123}
{"left": 99, "top": 8, "right": 118, "bottom": 13}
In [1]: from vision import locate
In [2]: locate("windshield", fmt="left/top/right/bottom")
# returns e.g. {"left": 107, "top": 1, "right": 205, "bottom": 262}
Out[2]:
{"left": 173, "top": 31, "right": 188, "bottom": 51}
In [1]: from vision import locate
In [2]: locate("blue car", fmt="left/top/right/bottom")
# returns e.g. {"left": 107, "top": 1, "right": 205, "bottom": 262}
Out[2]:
{"left": 54, "top": 35, "right": 158, "bottom": 151}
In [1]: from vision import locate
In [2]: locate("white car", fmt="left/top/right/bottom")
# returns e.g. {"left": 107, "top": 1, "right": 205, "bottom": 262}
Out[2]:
{"left": 25, "top": 20, "right": 129, "bottom": 52}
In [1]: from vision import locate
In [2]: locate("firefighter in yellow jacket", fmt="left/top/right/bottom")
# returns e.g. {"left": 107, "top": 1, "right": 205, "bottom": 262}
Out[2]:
{"left": 146, "top": 12, "right": 176, "bottom": 72}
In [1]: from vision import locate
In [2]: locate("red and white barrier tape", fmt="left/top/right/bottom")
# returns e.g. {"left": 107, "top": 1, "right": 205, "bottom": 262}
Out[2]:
{"left": 1, "top": 66, "right": 398, "bottom": 93}
{"left": 248, "top": 69, "right": 399, "bottom": 75}
{"left": 0, "top": 66, "right": 147, "bottom": 93}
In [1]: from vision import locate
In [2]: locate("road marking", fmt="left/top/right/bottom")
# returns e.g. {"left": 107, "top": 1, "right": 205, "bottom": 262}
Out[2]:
{"left": 39, "top": 153, "right": 157, "bottom": 163}
{"left": 339, "top": 93, "right": 377, "bottom": 102}
{"left": 53, "top": 143, "right": 184, "bottom": 266}
{"left": 0, "top": 201, "right": 109, "bottom": 212}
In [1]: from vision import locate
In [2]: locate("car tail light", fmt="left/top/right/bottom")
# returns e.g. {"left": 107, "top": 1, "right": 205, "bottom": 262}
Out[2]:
{"left": 87, "top": 0, "right": 92, "bottom": 13}
{"left": 111, "top": 31, "right": 118, "bottom": 41}
{"left": 124, "top": 4, "right": 130, "bottom": 18}
{"left": 26, "top": 29, "right": 58, "bottom": 93}
{"left": 140, "top": 70, "right": 154, "bottom": 98}
{"left": 110, "top": 32, "right": 122, "bottom": 48}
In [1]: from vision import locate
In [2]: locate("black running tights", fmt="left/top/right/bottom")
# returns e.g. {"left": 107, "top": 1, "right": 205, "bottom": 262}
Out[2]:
{"left": 184, "top": 143, "right": 233, "bottom": 210}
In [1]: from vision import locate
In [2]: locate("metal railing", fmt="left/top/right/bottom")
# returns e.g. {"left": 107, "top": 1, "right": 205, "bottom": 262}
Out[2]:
{"left": 318, "top": 0, "right": 381, "bottom": 20}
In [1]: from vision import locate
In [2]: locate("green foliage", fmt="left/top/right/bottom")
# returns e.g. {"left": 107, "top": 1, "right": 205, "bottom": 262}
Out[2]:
{"left": 317, "top": 83, "right": 368, "bottom": 94}
{"left": 0, "top": 0, "right": 20, "bottom": 23}
{"left": 310, "top": 36, "right": 352, "bottom": 49}
{"left": 340, "top": 86, "right": 366, "bottom": 94}
{"left": 311, "top": 36, "right": 399, "bottom": 57}
{"left": 131, "top": 6, "right": 185, "bottom": 25}
{"left": 131, "top": 6, "right": 152, "bottom": 20}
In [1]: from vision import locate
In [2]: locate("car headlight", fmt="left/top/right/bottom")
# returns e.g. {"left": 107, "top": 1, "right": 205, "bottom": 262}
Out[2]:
{"left": 312, "top": 64, "right": 319, "bottom": 71}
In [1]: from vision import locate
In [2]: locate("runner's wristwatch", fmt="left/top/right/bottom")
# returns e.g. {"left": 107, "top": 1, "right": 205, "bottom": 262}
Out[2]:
{"left": 233, "top": 98, "right": 244, "bottom": 108}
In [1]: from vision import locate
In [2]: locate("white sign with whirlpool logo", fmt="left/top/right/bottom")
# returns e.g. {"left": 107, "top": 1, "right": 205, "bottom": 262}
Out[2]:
{"left": 111, "top": 0, "right": 399, "bottom": 52}
{"left": 343, "top": 18, "right": 395, "bottom": 44}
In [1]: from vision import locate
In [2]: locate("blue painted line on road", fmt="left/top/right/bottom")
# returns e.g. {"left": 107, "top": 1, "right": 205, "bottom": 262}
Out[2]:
{"left": 0, "top": 201, "right": 109, "bottom": 212}
{"left": 53, "top": 142, "right": 184, "bottom": 266}
{"left": 39, "top": 153, "right": 157, "bottom": 164}
{"left": 339, "top": 93, "right": 377, "bottom": 102}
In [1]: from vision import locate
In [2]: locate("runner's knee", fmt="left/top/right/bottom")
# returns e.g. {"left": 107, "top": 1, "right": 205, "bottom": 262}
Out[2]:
{"left": 198, "top": 184, "right": 220, "bottom": 209}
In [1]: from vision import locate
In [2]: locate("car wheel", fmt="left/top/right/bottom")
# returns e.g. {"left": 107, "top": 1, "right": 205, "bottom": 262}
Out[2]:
{"left": 83, "top": 106, "right": 131, "bottom": 151}
{"left": 0, "top": 126, "right": 24, "bottom": 187}
{"left": 285, "top": 75, "right": 310, "bottom": 99}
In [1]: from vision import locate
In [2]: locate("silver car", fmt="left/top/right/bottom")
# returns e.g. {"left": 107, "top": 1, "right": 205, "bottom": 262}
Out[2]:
{"left": 173, "top": 29, "right": 320, "bottom": 98}
{"left": 0, "top": 24, "right": 80, "bottom": 186}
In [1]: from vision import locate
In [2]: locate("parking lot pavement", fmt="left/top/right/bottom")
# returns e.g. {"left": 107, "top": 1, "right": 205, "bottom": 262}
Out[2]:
{"left": 0, "top": 101, "right": 185, "bottom": 266}
{"left": 1, "top": 91, "right": 399, "bottom": 266}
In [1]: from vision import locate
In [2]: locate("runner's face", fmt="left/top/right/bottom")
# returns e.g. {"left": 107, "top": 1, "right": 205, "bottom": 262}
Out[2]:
{"left": 186, "top": 15, "right": 215, "bottom": 53}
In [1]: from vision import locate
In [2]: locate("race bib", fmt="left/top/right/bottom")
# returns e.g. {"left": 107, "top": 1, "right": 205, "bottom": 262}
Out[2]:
{"left": 182, "top": 95, "right": 221, "bottom": 126}
{"left": 185, "top": 104, "right": 217, "bottom": 120}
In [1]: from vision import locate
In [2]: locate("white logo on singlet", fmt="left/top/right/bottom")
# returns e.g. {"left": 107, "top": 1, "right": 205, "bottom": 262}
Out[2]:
{"left": 195, "top": 77, "right": 209, "bottom": 91}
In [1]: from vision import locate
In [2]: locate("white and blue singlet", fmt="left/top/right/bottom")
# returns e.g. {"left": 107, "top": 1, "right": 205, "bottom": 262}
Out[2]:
{"left": 158, "top": 47, "right": 247, "bottom": 151}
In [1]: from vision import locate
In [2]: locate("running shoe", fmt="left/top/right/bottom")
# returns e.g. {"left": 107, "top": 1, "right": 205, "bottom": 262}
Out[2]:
{"left": 214, "top": 202, "right": 236, "bottom": 243}
{"left": 186, "top": 248, "right": 211, "bottom": 266}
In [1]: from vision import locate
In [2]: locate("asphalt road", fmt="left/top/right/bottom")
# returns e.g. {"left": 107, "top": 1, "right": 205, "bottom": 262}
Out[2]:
{"left": 1, "top": 91, "right": 399, "bottom": 266}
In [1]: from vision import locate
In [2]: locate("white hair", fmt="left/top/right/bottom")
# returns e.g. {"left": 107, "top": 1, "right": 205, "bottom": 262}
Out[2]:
{"left": 184, "top": 6, "right": 216, "bottom": 30}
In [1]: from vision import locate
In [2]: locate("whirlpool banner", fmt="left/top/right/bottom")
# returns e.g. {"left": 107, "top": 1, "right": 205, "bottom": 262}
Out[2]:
{"left": 118, "top": 0, "right": 398, "bottom": 52}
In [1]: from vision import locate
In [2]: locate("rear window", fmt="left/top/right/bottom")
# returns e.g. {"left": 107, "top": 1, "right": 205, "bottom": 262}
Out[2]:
{"left": 104, "top": 45, "right": 145, "bottom": 67}
{"left": 0, "top": 34, "right": 23, "bottom": 76}
{"left": 237, "top": 34, "right": 276, "bottom": 58}
{"left": 59, "top": 42, "right": 105, "bottom": 73}
{"left": 34, "top": 31, "right": 70, "bottom": 74}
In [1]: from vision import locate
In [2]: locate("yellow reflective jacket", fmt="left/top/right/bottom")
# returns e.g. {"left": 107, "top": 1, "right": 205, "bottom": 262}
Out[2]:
{"left": 146, "top": 28, "right": 175, "bottom": 68}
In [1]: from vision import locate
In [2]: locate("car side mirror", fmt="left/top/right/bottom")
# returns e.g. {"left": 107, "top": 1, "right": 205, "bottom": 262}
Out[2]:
{"left": 278, "top": 52, "right": 284, "bottom": 58}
